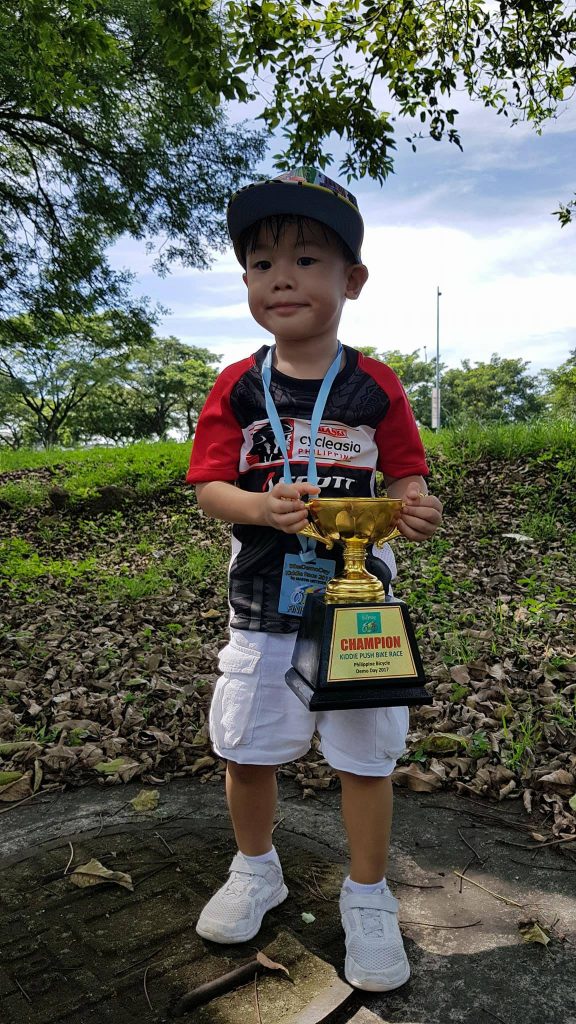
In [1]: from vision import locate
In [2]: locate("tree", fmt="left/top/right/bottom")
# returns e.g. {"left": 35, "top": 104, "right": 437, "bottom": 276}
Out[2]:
{"left": 357, "top": 346, "right": 438, "bottom": 425}
{"left": 0, "top": 310, "right": 156, "bottom": 447}
{"left": 73, "top": 338, "right": 220, "bottom": 443}
{"left": 440, "top": 355, "right": 544, "bottom": 424}
{"left": 163, "top": 1, "right": 575, "bottom": 222}
{"left": 0, "top": 0, "right": 264, "bottom": 319}
{"left": 543, "top": 349, "right": 576, "bottom": 416}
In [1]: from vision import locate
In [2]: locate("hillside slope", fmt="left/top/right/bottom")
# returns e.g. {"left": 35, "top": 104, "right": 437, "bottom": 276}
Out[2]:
{"left": 1, "top": 428, "right": 575, "bottom": 841}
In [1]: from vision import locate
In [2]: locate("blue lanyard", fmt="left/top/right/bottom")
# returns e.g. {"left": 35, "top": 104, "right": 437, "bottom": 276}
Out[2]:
{"left": 261, "top": 343, "right": 343, "bottom": 561}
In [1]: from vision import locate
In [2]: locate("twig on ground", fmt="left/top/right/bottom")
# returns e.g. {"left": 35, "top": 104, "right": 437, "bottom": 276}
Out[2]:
{"left": 13, "top": 975, "right": 32, "bottom": 1003}
{"left": 401, "top": 919, "right": 482, "bottom": 929}
{"left": 388, "top": 877, "right": 444, "bottom": 889}
{"left": 253, "top": 975, "right": 262, "bottom": 1024}
{"left": 114, "top": 948, "right": 165, "bottom": 978}
{"left": 510, "top": 858, "right": 576, "bottom": 872}
{"left": 458, "top": 855, "right": 477, "bottom": 893}
{"left": 154, "top": 831, "right": 175, "bottom": 856}
{"left": 143, "top": 965, "right": 153, "bottom": 1011}
{"left": 497, "top": 836, "right": 576, "bottom": 851}
{"left": 0, "top": 784, "right": 62, "bottom": 814}
{"left": 272, "top": 815, "right": 285, "bottom": 834}
{"left": 453, "top": 871, "right": 524, "bottom": 907}
{"left": 458, "top": 828, "right": 485, "bottom": 864}
{"left": 63, "top": 841, "right": 74, "bottom": 875}
{"left": 105, "top": 800, "right": 131, "bottom": 819}
{"left": 481, "top": 1006, "right": 508, "bottom": 1023}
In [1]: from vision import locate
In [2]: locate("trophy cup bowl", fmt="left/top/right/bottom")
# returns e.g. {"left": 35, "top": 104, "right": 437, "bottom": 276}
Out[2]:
{"left": 299, "top": 496, "right": 404, "bottom": 603}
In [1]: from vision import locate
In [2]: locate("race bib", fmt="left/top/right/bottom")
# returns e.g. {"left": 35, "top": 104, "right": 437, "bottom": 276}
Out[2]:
{"left": 278, "top": 553, "right": 336, "bottom": 617}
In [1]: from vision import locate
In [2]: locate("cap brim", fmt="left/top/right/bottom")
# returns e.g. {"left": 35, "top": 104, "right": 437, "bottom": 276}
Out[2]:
{"left": 227, "top": 181, "right": 363, "bottom": 265}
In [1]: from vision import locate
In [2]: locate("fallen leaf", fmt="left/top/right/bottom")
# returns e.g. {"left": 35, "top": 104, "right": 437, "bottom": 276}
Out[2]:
{"left": 518, "top": 920, "right": 551, "bottom": 947}
{"left": 0, "top": 771, "right": 33, "bottom": 802}
{"left": 69, "top": 857, "right": 134, "bottom": 891}
{"left": 392, "top": 763, "right": 443, "bottom": 792}
{"left": 256, "top": 951, "right": 291, "bottom": 977}
{"left": 422, "top": 732, "right": 468, "bottom": 755}
{"left": 130, "top": 789, "right": 159, "bottom": 812}
{"left": 449, "top": 665, "right": 471, "bottom": 686}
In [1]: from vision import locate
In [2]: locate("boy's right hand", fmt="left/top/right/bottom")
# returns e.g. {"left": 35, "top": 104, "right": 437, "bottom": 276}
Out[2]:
{"left": 262, "top": 482, "right": 320, "bottom": 533}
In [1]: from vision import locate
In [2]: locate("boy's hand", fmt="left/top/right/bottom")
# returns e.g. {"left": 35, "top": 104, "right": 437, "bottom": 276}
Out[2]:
{"left": 263, "top": 481, "right": 320, "bottom": 533}
{"left": 397, "top": 481, "right": 443, "bottom": 541}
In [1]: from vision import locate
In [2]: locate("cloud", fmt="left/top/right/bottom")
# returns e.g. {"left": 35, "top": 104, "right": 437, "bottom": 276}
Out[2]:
{"left": 340, "top": 221, "right": 576, "bottom": 372}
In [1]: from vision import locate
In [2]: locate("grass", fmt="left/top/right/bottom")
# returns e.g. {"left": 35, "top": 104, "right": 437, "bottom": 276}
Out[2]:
{"left": 0, "top": 440, "right": 192, "bottom": 508}
{"left": 421, "top": 417, "right": 576, "bottom": 463}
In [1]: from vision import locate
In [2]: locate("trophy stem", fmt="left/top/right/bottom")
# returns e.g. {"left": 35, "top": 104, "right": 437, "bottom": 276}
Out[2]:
{"left": 325, "top": 538, "right": 385, "bottom": 604}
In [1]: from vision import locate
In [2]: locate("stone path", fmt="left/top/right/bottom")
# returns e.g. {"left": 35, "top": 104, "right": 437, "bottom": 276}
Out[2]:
{"left": 1, "top": 779, "right": 575, "bottom": 1024}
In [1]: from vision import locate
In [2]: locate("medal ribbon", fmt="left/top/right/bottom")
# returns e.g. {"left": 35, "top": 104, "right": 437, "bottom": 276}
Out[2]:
{"left": 261, "top": 343, "right": 343, "bottom": 562}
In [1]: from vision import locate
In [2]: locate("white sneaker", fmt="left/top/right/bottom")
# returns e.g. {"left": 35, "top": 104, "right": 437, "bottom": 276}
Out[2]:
{"left": 196, "top": 852, "right": 288, "bottom": 943}
{"left": 339, "top": 884, "right": 410, "bottom": 991}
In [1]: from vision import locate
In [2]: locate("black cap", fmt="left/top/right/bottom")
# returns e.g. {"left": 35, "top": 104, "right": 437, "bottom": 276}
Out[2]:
{"left": 227, "top": 167, "right": 364, "bottom": 266}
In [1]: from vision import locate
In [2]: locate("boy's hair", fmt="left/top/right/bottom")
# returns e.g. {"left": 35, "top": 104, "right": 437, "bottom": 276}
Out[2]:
{"left": 239, "top": 214, "right": 358, "bottom": 268}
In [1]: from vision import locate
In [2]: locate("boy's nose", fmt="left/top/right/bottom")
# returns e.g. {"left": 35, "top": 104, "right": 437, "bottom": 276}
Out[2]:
{"left": 271, "top": 264, "right": 295, "bottom": 289}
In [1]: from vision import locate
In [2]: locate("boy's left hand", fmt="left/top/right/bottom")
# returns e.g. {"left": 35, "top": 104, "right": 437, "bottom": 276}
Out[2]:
{"left": 397, "top": 482, "right": 443, "bottom": 541}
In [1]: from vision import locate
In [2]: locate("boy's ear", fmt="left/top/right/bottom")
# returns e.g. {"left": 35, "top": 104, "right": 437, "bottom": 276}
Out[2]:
{"left": 345, "top": 263, "right": 369, "bottom": 300}
{"left": 242, "top": 271, "right": 248, "bottom": 287}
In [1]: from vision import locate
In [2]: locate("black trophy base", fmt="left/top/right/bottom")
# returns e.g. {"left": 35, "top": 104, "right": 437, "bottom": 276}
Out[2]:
{"left": 286, "top": 667, "right": 431, "bottom": 710}
{"left": 286, "top": 593, "right": 432, "bottom": 711}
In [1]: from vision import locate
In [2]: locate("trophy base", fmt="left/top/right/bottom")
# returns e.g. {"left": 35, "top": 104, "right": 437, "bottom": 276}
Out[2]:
{"left": 286, "top": 667, "right": 432, "bottom": 710}
{"left": 286, "top": 594, "right": 432, "bottom": 711}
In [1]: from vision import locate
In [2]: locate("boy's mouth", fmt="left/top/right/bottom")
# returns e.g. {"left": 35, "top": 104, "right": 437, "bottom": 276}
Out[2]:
{"left": 267, "top": 302, "right": 308, "bottom": 311}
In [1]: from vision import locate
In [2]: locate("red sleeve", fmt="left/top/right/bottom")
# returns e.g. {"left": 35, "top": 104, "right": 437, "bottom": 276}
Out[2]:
{"left": 358, "top": 354, "right": 429, "bottom": 479}
{"left": 186, "top": 356, "right": 253, "bottom": 484}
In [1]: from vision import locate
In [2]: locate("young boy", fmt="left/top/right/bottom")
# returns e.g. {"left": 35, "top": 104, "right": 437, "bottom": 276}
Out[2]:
{"left": 186, "top": 167, "right": 442, "bottom": 992}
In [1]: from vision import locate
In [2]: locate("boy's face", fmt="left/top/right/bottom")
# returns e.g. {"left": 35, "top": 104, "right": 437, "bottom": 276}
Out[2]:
{"left": 242, "top": 220, "right": 368, "bottom": 348}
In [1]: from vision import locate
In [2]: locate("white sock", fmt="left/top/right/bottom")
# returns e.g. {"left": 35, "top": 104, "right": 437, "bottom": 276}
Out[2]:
{"left": 241, "top": 846, "right": 280, "bottom": 866}
{"left": 344, "top": 874, "right": 387, "bottom": 894}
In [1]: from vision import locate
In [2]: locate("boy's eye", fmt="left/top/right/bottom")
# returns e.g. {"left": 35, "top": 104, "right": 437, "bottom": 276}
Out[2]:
{"left": 253, "top": 259, "right": 272, "bottom": 270}
{"left": 297, "top": 256, "right": 317, "bottom": 267}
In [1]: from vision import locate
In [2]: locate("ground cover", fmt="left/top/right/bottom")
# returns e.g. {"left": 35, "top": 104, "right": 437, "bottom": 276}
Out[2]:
{"left": 1, "top": 423, "right": 575, "bottom": 843}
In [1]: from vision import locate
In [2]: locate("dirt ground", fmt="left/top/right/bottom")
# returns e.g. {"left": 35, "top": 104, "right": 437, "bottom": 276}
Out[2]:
{"left": 1, "top": 776, "right": 575, "bottom": 1024}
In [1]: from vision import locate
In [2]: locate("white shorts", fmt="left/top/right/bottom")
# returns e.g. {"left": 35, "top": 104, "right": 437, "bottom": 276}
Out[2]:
{"left": 208, "top": 628, "right": 409, "bottom": 777}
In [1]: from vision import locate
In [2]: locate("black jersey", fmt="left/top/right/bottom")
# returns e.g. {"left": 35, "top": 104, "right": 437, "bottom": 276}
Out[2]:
{"left": 187, "top": 345, "right": 428, "bottom": 632}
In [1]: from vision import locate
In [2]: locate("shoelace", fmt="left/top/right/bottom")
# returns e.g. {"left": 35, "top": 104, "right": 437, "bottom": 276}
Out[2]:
{"left": 224, "top": 871, "right": 255, "bottom": 897}
{"left": 359, "top": 907, "right": 386, "bottom": 938}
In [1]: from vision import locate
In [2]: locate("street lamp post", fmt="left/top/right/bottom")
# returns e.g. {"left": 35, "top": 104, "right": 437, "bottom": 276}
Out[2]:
{"left": 432, "top": 286, "right": 442, "bottom": 429}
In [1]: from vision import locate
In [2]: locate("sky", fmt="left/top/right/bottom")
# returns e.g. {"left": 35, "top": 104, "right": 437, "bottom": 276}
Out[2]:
{"left": 109, "top": 87, "right": 576, "bottom": 377}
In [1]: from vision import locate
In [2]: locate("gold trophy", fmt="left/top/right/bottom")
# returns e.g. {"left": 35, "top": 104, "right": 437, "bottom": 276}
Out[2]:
{"left": 285, "top": 497, "right": 432, "bottom": 710}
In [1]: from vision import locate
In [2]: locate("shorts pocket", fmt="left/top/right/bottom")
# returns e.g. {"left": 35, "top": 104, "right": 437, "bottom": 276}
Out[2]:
{"left": 374, "top": 705, "right": 409, "bottom": 760}
{"left": 210, "top": 642, "right": 263, "bottom": 749}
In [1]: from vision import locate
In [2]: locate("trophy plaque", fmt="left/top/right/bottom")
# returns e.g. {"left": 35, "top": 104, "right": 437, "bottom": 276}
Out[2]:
{"left": 285, "top": 497, "right": 432, "bottom": 710}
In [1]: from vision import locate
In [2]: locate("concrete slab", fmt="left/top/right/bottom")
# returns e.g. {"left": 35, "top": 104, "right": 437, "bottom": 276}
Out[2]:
{"left": 0, "top": 777, "right": 574, "bottom": 1024}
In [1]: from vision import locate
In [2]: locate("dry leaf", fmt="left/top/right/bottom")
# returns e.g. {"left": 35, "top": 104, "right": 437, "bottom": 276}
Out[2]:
{"left": 69, "top": 857, "right": 134, "bottom": 891}
{"left": 392, "top": 763, "right": 443, "bottom": 792}
{"left": 537, "top": 769, "right": 575, "bottom": 794}
{"left": 450, "top": 665, "right": 471, "bottom": 686}
{"left": 256, "top": 951, "right": 291, "bottom": 976}
{"left": 422, "top": 732, "right": 468, "bottom": 755}
{"left": 130, "top": 789, "right": 159, "bottom": 812}
{"left": 0, "top": 771, "right": 33, "bottom": 802}
{"left": 518, "top": 920, "right": 551, "bottom": 947}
